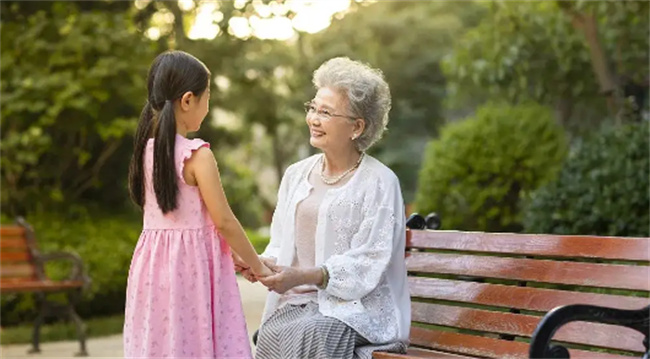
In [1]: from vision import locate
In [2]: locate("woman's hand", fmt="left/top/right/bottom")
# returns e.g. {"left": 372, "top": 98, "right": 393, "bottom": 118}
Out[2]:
{"left": 259, "top": 265, "right": 322, "bottom": 294}
{"left": 252, "top": 261, "right": 275, "bottom": 278}
{"left": 258, "top": 266, "right": 301, "bottom": 294}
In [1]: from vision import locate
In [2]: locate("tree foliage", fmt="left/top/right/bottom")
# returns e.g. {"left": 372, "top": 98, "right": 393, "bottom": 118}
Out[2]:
{"left": 415, "top": 103, "right": 567, "bottom": 232}
{"left": 1, "top": 2, "right": 159, "bottom": 214}
{"left": 442, "top": 1, "right": 649, "bottom": 133}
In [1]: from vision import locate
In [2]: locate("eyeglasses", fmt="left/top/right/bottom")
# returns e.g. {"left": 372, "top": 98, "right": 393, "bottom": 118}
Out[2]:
{"left": 304, "top": 101, "right": 357, "bottom": 121}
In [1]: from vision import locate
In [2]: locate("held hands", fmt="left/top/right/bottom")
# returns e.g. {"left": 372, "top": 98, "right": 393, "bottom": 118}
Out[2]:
{"left": 233, "top": 254, "right": 314, "bottom": 294}
{"left": 258, "top": 265, "right": 305, "bottom": 294}
{"left": 233, "top": 254, "right": 277, "bottom": 283}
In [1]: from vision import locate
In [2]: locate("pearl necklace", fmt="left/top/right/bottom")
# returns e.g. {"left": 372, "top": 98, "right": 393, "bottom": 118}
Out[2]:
{"left": 320, "top": 153, "right": 365, "bottom": 185}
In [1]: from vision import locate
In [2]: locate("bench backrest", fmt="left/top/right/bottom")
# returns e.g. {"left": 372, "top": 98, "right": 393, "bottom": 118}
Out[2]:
{"left": 405, "top": 229, "right": 650, "bottom": 359}
{"left": 1, "top": 221, "right": 39, "bottom": 285}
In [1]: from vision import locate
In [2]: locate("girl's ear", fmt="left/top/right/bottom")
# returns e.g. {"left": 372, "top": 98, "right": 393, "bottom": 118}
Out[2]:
{"left": 180, "top": 91, "right": 194, "bottom": 111}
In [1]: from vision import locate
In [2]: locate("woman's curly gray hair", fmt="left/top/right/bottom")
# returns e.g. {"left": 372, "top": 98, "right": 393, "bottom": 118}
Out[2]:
{"left": 312, "top": 57, "right": 391, "bottom": 152}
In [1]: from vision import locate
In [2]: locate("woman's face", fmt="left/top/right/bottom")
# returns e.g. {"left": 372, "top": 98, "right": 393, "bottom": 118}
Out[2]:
{"left": 305, "top": 87, "right": 360, "bottom": 152}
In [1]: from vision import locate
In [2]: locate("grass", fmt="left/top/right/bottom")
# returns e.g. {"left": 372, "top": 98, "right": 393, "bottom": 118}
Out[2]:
{"left": 0, "top": 315, "right": 124, "bottom": 345}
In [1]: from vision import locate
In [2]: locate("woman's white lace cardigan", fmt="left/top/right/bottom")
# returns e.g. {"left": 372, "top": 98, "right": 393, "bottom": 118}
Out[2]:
{"left": 261, "top": 154, "right": 411, "bottom": 344}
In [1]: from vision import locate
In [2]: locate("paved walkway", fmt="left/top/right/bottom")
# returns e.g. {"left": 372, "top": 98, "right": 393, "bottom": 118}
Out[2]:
{"left": 1, "top": 277, "right": 269, "bottom": 358}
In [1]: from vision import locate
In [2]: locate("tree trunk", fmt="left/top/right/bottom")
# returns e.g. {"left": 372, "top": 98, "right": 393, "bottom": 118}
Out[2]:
{"left": 562, "top": 6, "right": 620, "bottom": 119}
{"left": 163, "top": 1, "right": 186, "bottom": 48}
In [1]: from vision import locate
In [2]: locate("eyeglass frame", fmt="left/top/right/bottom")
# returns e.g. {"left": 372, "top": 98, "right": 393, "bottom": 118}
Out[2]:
{"left": 304, "top": 101, "right": 358, "bottom": 121}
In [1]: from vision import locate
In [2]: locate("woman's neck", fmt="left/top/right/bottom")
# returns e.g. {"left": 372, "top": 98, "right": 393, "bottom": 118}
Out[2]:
{"left": 322, "top": 147, "right": 363, "bottom": 176}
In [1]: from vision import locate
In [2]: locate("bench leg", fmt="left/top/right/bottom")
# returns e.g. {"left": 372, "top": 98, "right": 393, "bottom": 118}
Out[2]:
{"left": 28, "top": 293, "right": 46, "bottom": 354}
{"left": 66, "top": 290, "right": 88, "bottom": 357}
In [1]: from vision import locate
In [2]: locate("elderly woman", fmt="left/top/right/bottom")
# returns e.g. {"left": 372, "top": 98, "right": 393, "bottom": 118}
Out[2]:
{"left": 255, "top": 57, "right": 410, "bottom": 359}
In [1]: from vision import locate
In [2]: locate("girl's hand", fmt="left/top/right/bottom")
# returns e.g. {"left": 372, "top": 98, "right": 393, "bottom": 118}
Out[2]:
{"left": 260, "top": 256, "right": 277, "bottom": 268}
{"left": 252, "top": 261, "right": 275, "bottom": 278}
{"left": 232, "top": 253, "right": 249, "bottom": 272}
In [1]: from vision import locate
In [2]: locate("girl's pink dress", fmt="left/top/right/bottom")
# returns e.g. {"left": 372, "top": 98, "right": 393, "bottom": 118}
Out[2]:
{"left": 123, "top": 135, "right": 252, "bottom": 358}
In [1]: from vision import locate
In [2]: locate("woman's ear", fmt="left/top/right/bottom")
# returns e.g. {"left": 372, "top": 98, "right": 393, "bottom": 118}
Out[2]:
{"left": 180, "top": 91, "right": 194, "bottom": 111}
{"left": 353, "top": 118, "right": 366, "bottom": 137}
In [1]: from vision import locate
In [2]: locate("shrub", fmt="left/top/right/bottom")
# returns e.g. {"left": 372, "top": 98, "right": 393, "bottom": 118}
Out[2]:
{"left": 523, "top": 121, "right": 649, "bottom": 236}
{"left": 415, "top": 102, "right": 567, "bottom": 232}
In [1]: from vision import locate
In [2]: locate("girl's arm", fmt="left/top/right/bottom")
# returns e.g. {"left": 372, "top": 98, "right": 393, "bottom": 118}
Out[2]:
{"left": 184, "top": 146, "right": 272, "bottom": 277}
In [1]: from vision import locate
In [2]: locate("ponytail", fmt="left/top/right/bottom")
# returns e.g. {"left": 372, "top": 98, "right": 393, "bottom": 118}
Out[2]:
{"left": 129, "top": 50, "right": 210, "bottom": 214}
{"left": 128, "top": 100, "right": 154, "bottom": 208}
{"left": 153, "top": 100, "right": 178, "bottom": 214}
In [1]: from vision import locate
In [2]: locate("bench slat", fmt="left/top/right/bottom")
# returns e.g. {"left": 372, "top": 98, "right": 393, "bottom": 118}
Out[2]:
{"left": 409, "top": 277, "right": 650, "bottom": 311}
{"left": 407, "top": 252, "right": 650, "bottom": 291}
{"left": 0, "top": 238, "right": 29, "bottom": 249}
{"left": 412, "top": 302, "right": 644, "bottom": 352}
{"left": 0, "top": 280, "right": 84, "bottom": 293}
{"left": 0, "top": 226, "right": 26, "bottom": 236}
{"left": 1, "top": 251, "right": 31, "bottom": 262}
{"left": 408, "top": 231, "right": 650, "bottom": 261}
{"left": 410, "top": 327, "right": 630, "bottom": 359}
{"left": 0, "top": 264, "right": 35, "bottom": 279}
{"left": 374, "top": 347, "right": 478, "bottom": 359}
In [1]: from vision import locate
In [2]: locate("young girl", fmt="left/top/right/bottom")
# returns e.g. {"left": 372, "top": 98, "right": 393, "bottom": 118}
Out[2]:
{"left": 124, "top": 50, "right": 272, "bottom": 358}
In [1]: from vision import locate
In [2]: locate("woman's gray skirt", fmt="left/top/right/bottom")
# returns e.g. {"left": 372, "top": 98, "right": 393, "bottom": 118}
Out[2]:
{"left": 255, "top": 302, "right": 406, "bottom": 359}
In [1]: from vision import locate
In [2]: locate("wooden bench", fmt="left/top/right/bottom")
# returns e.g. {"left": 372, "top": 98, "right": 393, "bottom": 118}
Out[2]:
{"left": 374, "top": 214, "right": 650, "bottom": 359}
{"left": 0, "top": 218, "right": 91, "bottom": 356}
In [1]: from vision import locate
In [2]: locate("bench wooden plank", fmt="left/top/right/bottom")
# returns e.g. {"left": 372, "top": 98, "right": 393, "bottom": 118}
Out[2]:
{"left": 408, "top": 231, "right": 650, "bottom": 261}
{"left": 0, "top": 264, "right": 35, "bottom": 278}
{"left": 407, "top": 252, "right": 650, "bottom": 291}
{"left": 410, "top": 327, "right": 631, "bottom": 359}
{"left": 0, "top": 280, "right": 84, "bottom": 293}
{"left": 1, "top": 251, "right": 31, "bottom": 262}
{"left": 0, "top": 238, "right": 29, "bottom": 249}
{"left": 374, "top": 347, "right": 477, "bottom": 359}
{"left": 411, "top": 302, "right": 644, "bottom": 352}
{"left": 408, "top": 277, "right": 650, "bottom": 311}
{"left": 0, "top": 226, "right": 26, "bottom": 236}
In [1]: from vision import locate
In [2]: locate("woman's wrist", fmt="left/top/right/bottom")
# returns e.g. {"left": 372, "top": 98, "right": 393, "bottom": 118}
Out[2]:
{"left": 297, "top": 267, "right": 323, "bottom": 288}
{"left": 316, "top": 265, "right": 329, "bottom": 290}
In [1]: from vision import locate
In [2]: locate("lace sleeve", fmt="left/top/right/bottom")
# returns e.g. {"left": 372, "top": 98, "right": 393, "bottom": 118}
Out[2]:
{"left": 323, "top": 203, "right": 398, "bottom": 301}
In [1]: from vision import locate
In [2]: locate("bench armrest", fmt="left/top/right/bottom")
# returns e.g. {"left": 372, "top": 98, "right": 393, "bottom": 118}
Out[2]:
{"left": 36, "top": 251, "right": 91, "bottom": 289}
{"left": 529, "top": 304, "right": 650, "bottom": 359}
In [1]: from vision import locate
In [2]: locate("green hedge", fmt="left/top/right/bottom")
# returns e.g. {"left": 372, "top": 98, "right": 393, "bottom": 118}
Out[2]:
{"left": 523, "top": 121, "right": 649, "bottom": 236}
{"left": 415, "top": 102, "right": 567, "bottom": 232}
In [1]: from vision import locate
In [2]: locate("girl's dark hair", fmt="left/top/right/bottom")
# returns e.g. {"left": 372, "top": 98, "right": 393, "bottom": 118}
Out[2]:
{"left": 128, "top": 50, "right": 210, "bottom": 214}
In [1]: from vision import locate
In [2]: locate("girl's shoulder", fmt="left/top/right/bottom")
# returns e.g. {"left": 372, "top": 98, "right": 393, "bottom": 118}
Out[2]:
{"left": 176, "top": 135, "right": 211, "bottom": 174}
{"left": 176, "top": 135, "right": 210, "bottom": 157}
